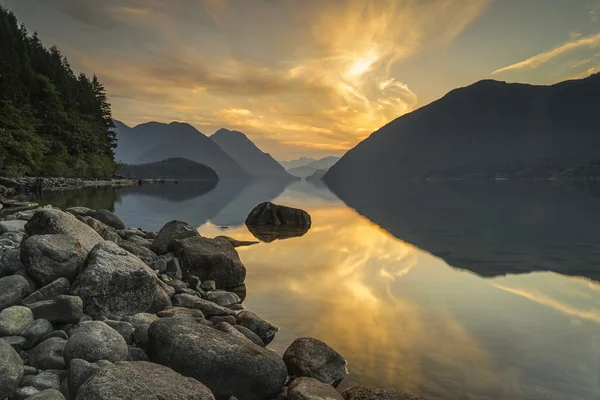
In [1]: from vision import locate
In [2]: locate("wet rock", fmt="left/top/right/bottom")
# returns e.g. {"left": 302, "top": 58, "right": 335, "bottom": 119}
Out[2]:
{"left": 21, "top": 371, "right": 61, "bottom": 391}
{"left": 103, "top": 320, "right": 135, "bottom": 345}
{"left": 288, "top": 377, "right": 344, "bottom": 400}
{"left": 28, "top": 389, "right": 66, "bottom": 400}
{"left": 232, "top": 325, "right": 264, "bottom": 347}
{"left": 21, "top": 278, "right": 71, "bottom": 306}
{"left": 27, "top": 295, "right": 83, "bottom": 324}
{"left": 64, "top": 321, "right": 128, "bottom": 363}
{"left": 206, "top": 290, "right": 241, "bottom": 307}
{"left": 77, "top": 361, "right": 215, "bottom": 400}
{"left": 21, "top": 234, "right": 85, "bottom": 286}
{"left": 148, "top": 317, "right": 287, "bottom": 400}
{"left": 0, "top": 306, "right": 33, "bottom": 336}
{"left": 24, "top": 209, "right": 103, "bottom": 254}
{"left": 151, "top": 220, "right": 200, "bottom": 255}
{"left": 85, "top": 209, "right": 125, "bottom": 230}
{"left": 73, "top": 241, "right": 157, "bottom": 318}
{"left": 341, "top": 387, "right": 425, "bottom": 400}
{"left": 127, "top": 346, "right": 149, "bottom": 361}
{"left": 118, "top": 239, "right": 159, "bottom": 265}
{"left": 172, "top": 294, "right": 235, "bottom": 318}
{"left": 0, "top": 248, "right": 24, "bottom": 277}
{"left": 246, "top": 202, "right": 311, "bottom": 228}
{"left": 20, "top": 319, "right": 54, "bottom": 350}
{"left": 0, "top": 275, "right": 30, "bottom": 309}
{"left": 174, "top": 236, "right": 246, "bottom": 289}
{"left": 283, "top": 338, "right": 348, "bottom": 387}
{"left": 0, "top": 336, "right": 26, "bottom": 352}
{"left": 0, "top": 220, "right": 27, "bottom": 234}
{"left": 236, "top": 311, "right": 279, "bottom": 346}
{"left": 27, "top": 337, "right": 67, "bottom": 370}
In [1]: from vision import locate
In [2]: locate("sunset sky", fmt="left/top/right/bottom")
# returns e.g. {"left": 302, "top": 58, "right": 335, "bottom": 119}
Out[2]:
{"left": 5, "top": 0, "right": 600, "bottom": 160}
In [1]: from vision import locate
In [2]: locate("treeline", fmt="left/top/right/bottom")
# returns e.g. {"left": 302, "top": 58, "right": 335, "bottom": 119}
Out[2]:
{"left": 0, "top": 4, "right": 116, "bottom": 178}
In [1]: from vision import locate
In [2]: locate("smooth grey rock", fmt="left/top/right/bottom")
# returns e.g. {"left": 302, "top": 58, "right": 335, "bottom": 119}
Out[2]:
{"left": 0, "top": 336, "right": 26, "bottom": 352}
{"left": 214, "top": 236, "right": 259, "bottom": 248}
{"left": 65, "top": 207, "right": 93, "bottom": 218}
{"left": 103, "top": 320, "right": 134, "bottom": 345}
{"left": 21, "top": 234, "right": 85, "bottom": 286}
{"left": 200, "top": 280, "right": 216, "bottom": 291}
{"left": 122, "top": 313, "right": 159, "bottom": 349}
{"left": 28, "top": 389, "right": 66, "bottom": 400}
{"left": 67, "top": 359, "right": 99, "bottom": 399}
{"left": 118, "top": 240, "right": 158, "bottom": 265}
{"left": 0, "top": 306, "right": 33, "bottom": 336}
{"left": 77, "top": 361, "right": 215, "bottom": 400}
{"left": 289, "top": 377, "right": 344, "bottom": 400}
{"left": 209, "top": 315, "right": 236, "bottom": 326}
{"left": 64, "top": 321, "right": 128, "bottom": 363}
{"left": 0, "top": 220, "right": 27, "bottom": 234}
{"left": 27, "top": 337, "right": 67, "bottom": 370}
{"left": 233, "top": 325, "right": 264, "bottom": 347}
{"left": 174, "top": 237, "right": 246, "bottom": 289}
{"left": 127, "top": 234, "right": 152, "bottom": 248}
{"left": 27, "top": 295, "right": 83, "bottom": 324}
{"left": 0, "top": 248, "right": 24, "bottom": 277}
{"left": 12, "top": 386, "right": 40, "bottom": 399}
{"left": 116, "top": 228, "right": 145, "bottom": 240}
{"left": 85, "top": 209, "right": 125, "bottom": 230}
{"left": 148, "top": 317, "right": 287, "bottom": 400}
{"left": 149, "top": 259, "right": 168, "bottom": 274}
{"left": 151, "top": 220, "right": 200, "bottom": 255}
{"left": 245, "top": 202, "right": 311, "bottom": 228}
{"left": 341, "top": 387, "right": 425, "bottom": 400}
{"left": 20, "top": 319, "right": 54, "bottom": 349}
{"left": 21, "top": 278, "right": 71, "bottom": 305}
{"left": 283, "top": 338, "right": 348, "bottom": 387}
{"left": 165, "top": 279, "right": 188, "bottom": 292}
{"left": 24, "top": 209, "right": 103, "bottom": 254}
{"left": 157, "top": 278, "right": 176, "bottom": 298}
{"left": 166, "top": 257, "right": 182, "bottom": 280}
{"left": 205, "top": 290, "right": 241, "bottom": 307}
{"left": 213, "top": 322, "right": 250, "bottom": 342}
{"left": 236, "top": 311, "right": 279, "bottom": 346}
{"left": 127, "top": 346, "right": 149, "bottom": 362}
{"left": 73, "top": 241, "right": 157, "bottom": 318}
{"left": 41, "top": 330, "right": 68, "bottom": 342}
{"left": 146, "top": 285, "right": 172, "bottom": 313}
{"left": 23, "top": 366, "right": 38, "bottom": 376}
{"left": 172, "top": 294, "right": 235, "bottom": 318}
{"left": 0, "top": 340, "right": 24, "bottom": 399}
{"left": 21, "top": 371, "right": 61, "bottom": 391}
{"left": 0, "top": 275, "right": 30, "bottom": 310}
{"left": 156, "top": 307, "right": 205, "bottom": 319}
{"left": 78, "top": 216, "right": 120, "bottom": 243}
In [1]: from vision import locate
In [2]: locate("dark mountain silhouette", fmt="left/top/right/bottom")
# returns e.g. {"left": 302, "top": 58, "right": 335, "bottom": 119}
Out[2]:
{"left": 117, "top": 158, "right": 218, "bottom": 180}
{"left": 306, "top": 169, "right": 327, "bottom": 181}
{"left": 287, "top": 165, "right": 320, "bottom": 179}
{"left": 325, "top": 73, "right": 600, "bottom": 182}
{"left": 113, "top": 121, "right": 247, "bottom": 179}
{"left": 210, "top": 128, "right": 294, "bottom": 179}
{"left": 279, "top": 157, "right": 317, "bottom": 170}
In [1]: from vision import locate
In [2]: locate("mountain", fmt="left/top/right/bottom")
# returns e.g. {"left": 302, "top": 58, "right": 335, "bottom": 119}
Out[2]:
{"left": 306, "top": 169, "right": 327, "bottom": 181}
{"left": 117, "top": 158, "right": 218, "bottom": 180}
{"left": 325, "top": 73, "right": 600, "bottom": 182}
{"left": 113, "top": 121, "right": 247, "bottom": 179}
{"left": 279, "top": 157, "right": 317, "bottom": 170}
{"left": 210, "top": 128, "right": 294, "bottom": 179}
{"left": 305, "top": 157, "right": 340, "bottom": 170}
{"left": 287, "top": 166, "right": 320, "bottom": 179}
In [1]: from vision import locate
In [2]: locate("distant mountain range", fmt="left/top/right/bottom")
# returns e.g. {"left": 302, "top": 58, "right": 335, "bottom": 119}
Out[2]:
{"left": 325, "top": 73, "right": 600, "bottom": 182}
{"left": 210, "top": 129, "right": 293, "bottom": 179}
{"left": 281, "top": 156, "right": 341, "bottom": 179}
{"left": 114, "top": 122, "right": 292, "bottom": 179}
{"left": 117, "top": 157, "right": 218, "bottom": 181}
{"left": 279, "top": 157, "right": 317, "bottom": 170}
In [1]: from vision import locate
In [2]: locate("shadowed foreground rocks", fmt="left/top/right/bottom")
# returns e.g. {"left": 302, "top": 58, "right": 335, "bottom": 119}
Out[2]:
{"left": 0, "top": 204, "right": 425, "bottom": 400}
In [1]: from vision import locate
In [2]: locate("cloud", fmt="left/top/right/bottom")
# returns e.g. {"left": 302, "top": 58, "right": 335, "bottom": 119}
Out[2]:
{"left": 492, "top": 32, "right": 600, "bottom": 76}
{"left": 568, "top": 65, "right": 600, "bottom": 80}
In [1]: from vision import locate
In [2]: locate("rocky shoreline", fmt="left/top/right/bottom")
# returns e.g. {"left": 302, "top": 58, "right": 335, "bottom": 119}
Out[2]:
{"left": 0, "top": 205, "right": 424, "bottom": 400}
{"left": 0, "top": 177, "right": 136, "bottom": 198}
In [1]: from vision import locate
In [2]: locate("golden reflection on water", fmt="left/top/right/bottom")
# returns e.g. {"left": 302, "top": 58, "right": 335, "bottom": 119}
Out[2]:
{"left": 199, "top": 203, "right": 600, "bottom": 400}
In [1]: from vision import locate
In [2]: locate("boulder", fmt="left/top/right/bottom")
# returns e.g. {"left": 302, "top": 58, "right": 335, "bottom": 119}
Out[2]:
{"left": 65, "top": 207, "right": 93, "bottom": 218}
{"left": 148, "top": 317, "right": 287, "bottom": 400}
{"left": 0, "top": 305, "right": 33, "bottom": 336}
{"left": 341, "top": 387, "right": 425, "bottom": 400}
{"left": 0, "top": 248, "right": 24, "bottom": 277}
{"left": 174, "top": 236, "right": 246, "bottom": 288}
{"left": 0, "top": 275, "right": 30, "bottom": 310}
{"left": 121, "top": 313, "right": 159, "bottom": 349}
{"left": 205, "top": 290, "right": 241, "bottom": 307}
{"left": 64, "top": 321, "right": 128, "bottom": 363}
{"left": 67, "top": 359, "right": 101, "bottom": 399}
{"left": 172, "top": 294, "right": 235, "bottom": 318}
{"left": 41, "top": 330, "right": 68, "bottom": 341}
{"left": 118, "top": 240, "right": 159, "bottom": 265}
{"left": 0, "top": 220, "right": 27, "bottom": 234}
{"left": 288, "top": 377, "right": 344, "bottom": 400}
{"left": 283, "top": 338, "right": 348, "bottom": 387}
{"left": 147, "top": 285, "right": 172, "bottom": 313}
{"left": 103, "top": 320, "right": 135, "bottom": 345}
{"left": 209, "top": 315, "right": 236, "bottom": 326}
{"left": 21, "top": 234, "right": 85, "bottom": 286}
{"left": 28, "top": 389, "right": 66, "bottom": 400}
{"left": 149, "top": 259, "right": 168, "bottom": 274}
{"left": 13, "top": 386, "right": 41, "bottom": 399}
{"left": 27, "top": 337, "right": 67, "bottom": 370}
{"left": 117, "top": 228, "right": 145, "bottom": 240}
{"left": 72, "top": 241, "right": 157, "bottom": 318}
{"left": 78, "top": 216, "right": 120, "bottom": 243}
{"left": 27, "top": 295, "right": 83, "bottom": 324}
{"left": 85, "top": 209, "right": 126, "bottom": 230}
{"left": 236, "top": 311, "right": 279, "bottom": 346}
{"left": 127, "top": 346, "right": 149, "bottom": 361}
{"left": 245, "top": 202, "right": 311, "bottom": 228}
{"left": 20, "top": 319, "right": 54, "bottom": 350}
{"left": 21, "top": 278, "right": 71, "bottom": 305}
{"left": 214, "top": 236, "right": 259, "bottom": 248}
{"left": 21, "top": 371, "right": 61, "bottom": 391}
{"left": 232, "top": 325, "right": 264, "bottom": 347}
{"left": 77, "top": 361, "right": 215, "bottom": 400}
{"left": 156, "top": 307, "right": 205, "bottom": 319}
{"left": 127, "top": 234, "right": 152, "bottom": 248}
{"left": 151, "top": 220, "right": 199, "bottom": 255}
{"left": 24, "top": 209, "right": 103, "bottom": 254}
{"left": 1, "top": 336, "right": 26, "bottom": 352}
{"left": 166, "top": 257, "right": 183, "bottom": 279}
{"left": 212, "top": 322, "right": 250, "bottom": 343}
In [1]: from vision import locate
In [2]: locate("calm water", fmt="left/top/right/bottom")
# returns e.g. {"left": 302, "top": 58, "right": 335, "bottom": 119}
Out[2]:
{"left": 31, "top": 180, "right": 600, "bottom": 400}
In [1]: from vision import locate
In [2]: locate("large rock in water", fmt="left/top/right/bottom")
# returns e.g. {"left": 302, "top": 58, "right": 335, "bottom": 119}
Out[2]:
{"left": 342, "top": 387, "right": 426, "bottom": 400}
{"left": 245, "top": 202, "right": 311, "bottom": 228}
{"left": 0, "top": 339, "right": 24, "bottom": 399}
{"left": 174, "top": 237, "right": 246, "bottom": 288}
{"left": 147, "top": 317, "right": 287, "bottom": 400}
{"left": 72, "top": 242, "right": 158, "bottom": 318}
{"left": 21, "top": 234, "right": 85, "bottom": 286}
{"left": 152, "top": 220, "right": 200, "bottom": 255}
{"left": 64, "top": 321, "right": 128, "bottom": 363}
{"left": 77, "top": 361, "right": 215, "bottom": 400}
{"left": 25, "top": 209, "right": 103, "bottom": 254}
{"left": 283, "top": 338, "right": 348, "bottom": 387}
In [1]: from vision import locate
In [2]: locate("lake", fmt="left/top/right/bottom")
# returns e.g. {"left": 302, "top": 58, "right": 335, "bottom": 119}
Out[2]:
{"left": 30, "top": 179, "right": 600, "bottom": 400}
